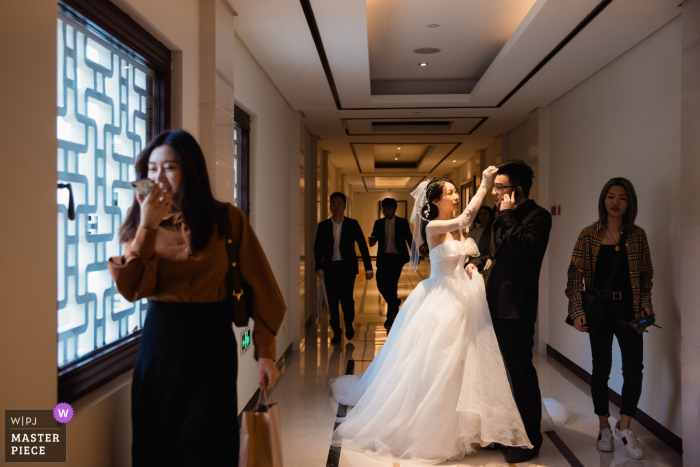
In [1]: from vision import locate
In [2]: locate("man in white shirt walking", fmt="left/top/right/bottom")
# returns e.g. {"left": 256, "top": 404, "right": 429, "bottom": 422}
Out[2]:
{"left": 314, "top": 192, "right": 374, "bottom": 344}
{"left": 369, "top": 198, "right": 413, "bottom": 331}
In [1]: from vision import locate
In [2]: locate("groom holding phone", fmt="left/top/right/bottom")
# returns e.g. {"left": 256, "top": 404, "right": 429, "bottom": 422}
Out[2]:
{"left": 467, "top": 160, "right": 552, "bottom": 463}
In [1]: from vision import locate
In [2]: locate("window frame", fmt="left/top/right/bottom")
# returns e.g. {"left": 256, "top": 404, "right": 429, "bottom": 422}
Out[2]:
{"left": 57, "top": 0, "right": 170, "bottom": 404}
{"left": 234, "top": 105, "right": 251, "bottom": 218}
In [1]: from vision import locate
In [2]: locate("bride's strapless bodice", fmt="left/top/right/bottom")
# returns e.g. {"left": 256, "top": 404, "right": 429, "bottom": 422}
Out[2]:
{"left": 428, "top": 239, "right": 479, "bottom": 278}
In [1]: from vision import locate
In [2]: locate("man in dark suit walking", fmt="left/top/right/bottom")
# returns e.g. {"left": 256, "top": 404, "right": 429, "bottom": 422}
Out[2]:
{"left": 369, "top": 198, "right": 413, "bottom": 331}
{"left": 315, "top": 192, "right": 374, "bottom": 344}
{"left": 467, "top": 160, "right": 552, "bottom": 464}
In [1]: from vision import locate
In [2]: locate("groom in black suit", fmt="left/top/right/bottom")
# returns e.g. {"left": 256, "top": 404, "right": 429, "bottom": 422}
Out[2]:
{"left": 369, "top": 198, "right": 413, "bottom": 331}
{"left": 315, "top": 192, "right": 374, "bottom": 344}
{"left": 467, "top": 160, "right": 552, "bottom": 463}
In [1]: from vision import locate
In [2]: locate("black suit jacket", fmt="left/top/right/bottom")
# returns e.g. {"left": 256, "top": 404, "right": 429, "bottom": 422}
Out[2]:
{"left": 314, "top": 217, "right": 373, "bottom": 276}
{"left": 370, "top": 216, "right": 413, "bottom": 267}
{"left": 471, "top": 199, "right": 552, "bottom": 321}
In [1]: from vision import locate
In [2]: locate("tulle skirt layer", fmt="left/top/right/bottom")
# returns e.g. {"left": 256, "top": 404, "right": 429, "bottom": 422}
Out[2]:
{"left": 330, "top": 272, "right": 532, "bottom": 465}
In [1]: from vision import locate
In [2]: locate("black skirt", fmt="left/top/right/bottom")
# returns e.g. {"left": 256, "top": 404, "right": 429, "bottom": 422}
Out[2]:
{"left": 132, "top": 300, "right": 239, "bottom": 466}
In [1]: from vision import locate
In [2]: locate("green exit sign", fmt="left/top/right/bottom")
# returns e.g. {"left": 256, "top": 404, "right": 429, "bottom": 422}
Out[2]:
{"left": 240, "top": 329, "right": 251, "bottom": 355}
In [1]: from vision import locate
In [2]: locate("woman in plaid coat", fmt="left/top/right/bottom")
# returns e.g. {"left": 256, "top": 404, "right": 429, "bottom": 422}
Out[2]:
{"left": 565, "top": 177, "right": 654, "bottom": 460}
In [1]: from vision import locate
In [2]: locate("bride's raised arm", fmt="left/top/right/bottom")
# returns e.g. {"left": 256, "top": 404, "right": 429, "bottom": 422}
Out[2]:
{"left": 426, "top": 166, "right": 498, "bottom": 236}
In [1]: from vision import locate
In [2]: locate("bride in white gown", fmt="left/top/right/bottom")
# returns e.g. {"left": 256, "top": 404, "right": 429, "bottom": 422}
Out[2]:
{"left": 330, "top": 168, "right": 567, "bottom": 464}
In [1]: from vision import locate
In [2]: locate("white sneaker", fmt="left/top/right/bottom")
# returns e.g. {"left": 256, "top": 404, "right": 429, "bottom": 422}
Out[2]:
{"left": 615, "top": 422, "right": 644, "bottom": 459}
{"left": 596, "top": 427, "right": 614, "bottom": 452}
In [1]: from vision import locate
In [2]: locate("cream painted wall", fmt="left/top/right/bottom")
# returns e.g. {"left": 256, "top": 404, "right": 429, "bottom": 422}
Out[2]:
{"left": 0, "top": 1, "right": 298, "bottom": 464}
{"left": 233, "top": 31, "right": 297, "bottom": 411}
{"left": 0, "top": 0, "right": 60, "bottom": 462}
{"left": 681, "top": 1, "right": 700, "bottom": 465}
{"left": 112, "top": 0, "right": 200, "bottom": 135}
{"left": 353, "top": 192, "right": 416, "bottom": 257}
{"left": 545, "top": 18, "right": 682, "bottom": 435}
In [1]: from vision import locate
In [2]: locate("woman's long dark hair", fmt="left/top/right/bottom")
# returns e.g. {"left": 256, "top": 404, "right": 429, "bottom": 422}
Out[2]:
{"left": 119, "top": 130, "right": 218, "bottom": 251}
{"left": 419, "top": 177, "right": 455, "bottom": 256}
{"left": 597, "top": 177, "right": 638, "bottom": 233}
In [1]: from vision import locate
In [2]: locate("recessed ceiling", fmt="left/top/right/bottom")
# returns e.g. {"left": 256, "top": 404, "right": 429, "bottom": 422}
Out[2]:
{"left": 367, "top": 0, "right": 538, "bottom": 95}
{"left": 373, "top": 144, "right": 429, "bottom": 163}
{"left": 363, "top": 176, "right": 425, "bottom": 191}
{"left": 232, "top": 0, "right": 681, "bottom": 192}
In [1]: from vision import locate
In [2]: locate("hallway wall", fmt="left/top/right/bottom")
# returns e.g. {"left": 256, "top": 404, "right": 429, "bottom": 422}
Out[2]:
{"left": 233, "top": 31, "right": 298, "bottom": 411}
{"left": 0, "top": 0, "right": 61, "bottom": 463}
{"left": 544, "top": 17, "right": 682, "bottom": 436}
{"left": 0, "top": 1, "right": 299, "bottom": 465}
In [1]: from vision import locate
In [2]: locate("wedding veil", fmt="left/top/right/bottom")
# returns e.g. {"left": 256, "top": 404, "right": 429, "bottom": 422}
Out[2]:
{"left": 409, "top": 179, "right": 430, "bottom": 271}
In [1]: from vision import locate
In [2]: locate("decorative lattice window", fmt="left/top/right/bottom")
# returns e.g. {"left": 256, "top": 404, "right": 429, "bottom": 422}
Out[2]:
{"left": 56, "top": 0, "right": 170, "bottom": 403}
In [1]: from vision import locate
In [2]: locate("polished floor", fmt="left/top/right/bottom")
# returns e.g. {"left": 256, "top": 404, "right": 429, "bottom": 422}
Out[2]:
{"left": 270, "top": 261, "right": 682, "bottom": 467}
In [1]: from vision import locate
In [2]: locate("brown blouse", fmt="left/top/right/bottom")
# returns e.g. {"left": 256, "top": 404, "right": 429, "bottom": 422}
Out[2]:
{"left": 108, "top": 204, "right": 286, "bottom": 360}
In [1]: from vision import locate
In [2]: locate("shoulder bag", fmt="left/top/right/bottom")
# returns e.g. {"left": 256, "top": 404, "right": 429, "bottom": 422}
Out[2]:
{"left": 219, "top": 202, "right": 254, "bottom": 327}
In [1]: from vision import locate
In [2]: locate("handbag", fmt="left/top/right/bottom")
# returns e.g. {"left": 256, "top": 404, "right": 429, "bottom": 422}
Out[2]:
{"left": 316, "top": 277, "right": 329, "bottom": 331}
{"left": 219, "top": 202, "right": 254, "bottom": 327}
{"left": 566, "top": 230, "right": 628, "bottom": 335}
{"left": 239, "top": 391, "right": 284, "bottom": 467}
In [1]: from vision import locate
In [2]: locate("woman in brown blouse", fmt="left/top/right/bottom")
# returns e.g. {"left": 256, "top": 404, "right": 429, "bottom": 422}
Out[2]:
{"left": 109, "top": 130, "right": 286, "bottom": 466}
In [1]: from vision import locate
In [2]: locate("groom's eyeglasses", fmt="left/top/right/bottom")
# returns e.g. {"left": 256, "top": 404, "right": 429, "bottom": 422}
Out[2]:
{"left": 493, "top": 185, "right": 515, "bottom": 192}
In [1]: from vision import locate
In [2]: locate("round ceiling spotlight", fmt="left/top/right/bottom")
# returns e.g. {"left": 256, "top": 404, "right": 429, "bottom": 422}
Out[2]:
{"left": 414, "top": 47, "right": 441, "bottom": 54}
{"left": 427, "top": 24, "right": 440, "bottom": 28}
{"left": 419, "top": 63, "right": 428, "bottom": 67}
{"left": 452, "top": 160, "right": 457, "bottom": 163}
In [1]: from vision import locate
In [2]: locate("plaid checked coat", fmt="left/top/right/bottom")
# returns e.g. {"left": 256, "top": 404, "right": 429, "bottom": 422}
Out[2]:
{"left": 565, "top": 222, "right": 654, "bottom": 323}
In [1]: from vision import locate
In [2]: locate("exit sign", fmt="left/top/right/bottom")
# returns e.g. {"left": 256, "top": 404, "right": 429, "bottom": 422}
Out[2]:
{"left": 240, "top": 329, "right": 251, "bottom": 355}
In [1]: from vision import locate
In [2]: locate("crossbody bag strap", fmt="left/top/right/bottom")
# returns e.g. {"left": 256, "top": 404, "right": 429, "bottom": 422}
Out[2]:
{"left": 603, "top": 230, "right": 628, "bottom": 298}
{"left": 220, "top": 203, "right": 246, "bottom": 305}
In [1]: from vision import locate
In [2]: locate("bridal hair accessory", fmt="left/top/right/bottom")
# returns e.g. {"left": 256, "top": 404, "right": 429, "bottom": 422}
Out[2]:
{"left": 409, "top": 179, "right": 432, "bottom": 271}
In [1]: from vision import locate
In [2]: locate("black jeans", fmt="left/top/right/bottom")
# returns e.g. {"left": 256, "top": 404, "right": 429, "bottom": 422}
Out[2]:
{"left": 325, "top": 262, "right": 356, "bottom": 335}
{"left": 589, "top": 297, "right": 644, "bottom": 417}
{"left": 376, "top": 254, "right": 404, "bottom": 326}
{"left": 492, "top": 318, "right": 543, "bottom": 450}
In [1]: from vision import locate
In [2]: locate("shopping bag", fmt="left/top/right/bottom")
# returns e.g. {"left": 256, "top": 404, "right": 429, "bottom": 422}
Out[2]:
{"left": 316, "top": 277, "right": 330, "bottom": 331}
{"left": 239, "top": 391, "right": 284, "bottom": 467}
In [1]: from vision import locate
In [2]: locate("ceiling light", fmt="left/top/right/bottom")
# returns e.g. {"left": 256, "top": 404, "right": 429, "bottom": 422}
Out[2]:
{"left": 414, "top": 48, "right": 441, "bottom": 54}
{"left": 427, "top": 24, "right": 440, "bottom": 28}
{"left": 395, "top": 157, "right": 398, "bottom": 160}
{"left": 453, "top": 160, "right": 457, "bottom": 162}
{"left": 419, "top": 63, "right": 428, "bottom": 67}
{"left": 397, "top": 147, "right": 401, "bottom": 149}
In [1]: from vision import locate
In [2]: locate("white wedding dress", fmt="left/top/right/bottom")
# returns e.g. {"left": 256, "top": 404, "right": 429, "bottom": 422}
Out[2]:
{"left": 330, "top": 175, "right": 568, "bottom": 465}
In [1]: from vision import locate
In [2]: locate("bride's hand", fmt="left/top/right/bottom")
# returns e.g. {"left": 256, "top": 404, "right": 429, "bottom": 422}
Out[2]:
{"left": 465, "top": 264, "right": 478, "bottom": 279}
{"left": 482, "top": 166, "right": 498, "bottom": 186}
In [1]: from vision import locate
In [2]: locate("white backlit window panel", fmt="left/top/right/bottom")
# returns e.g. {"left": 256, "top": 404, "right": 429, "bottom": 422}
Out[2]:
{"left": 57, "top": 10, "right": 154, "bottom": 367}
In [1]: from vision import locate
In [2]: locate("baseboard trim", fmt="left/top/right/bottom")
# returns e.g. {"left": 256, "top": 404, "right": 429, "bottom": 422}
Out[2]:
{"left": 546, "top": 345, "right": 682, "bottom": 454}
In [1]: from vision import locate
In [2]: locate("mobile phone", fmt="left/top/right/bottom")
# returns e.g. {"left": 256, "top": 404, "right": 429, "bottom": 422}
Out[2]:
{"left": 131, "top": 179, "right": 155, "bottom": 197}
{"left": 511, "top": 187, "right": 524, "bottom": 205}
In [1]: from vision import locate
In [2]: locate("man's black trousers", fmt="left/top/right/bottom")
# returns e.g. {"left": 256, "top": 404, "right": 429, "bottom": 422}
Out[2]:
{"left": 325, "top": 262, "right": 356, "bottom": 336}
{"left": 491, "top": 318, "right": 543, "bottom": 450}
{"left": 376, "top": 254, "right": 404, "bottom": 327}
